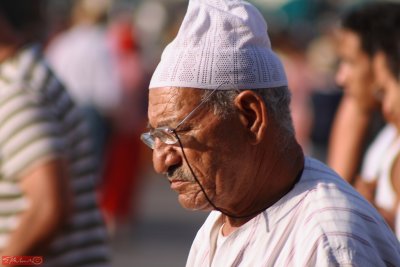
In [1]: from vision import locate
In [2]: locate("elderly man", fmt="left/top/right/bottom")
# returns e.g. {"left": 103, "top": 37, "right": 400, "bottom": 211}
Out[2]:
{"left": 142, "top": 0, "right": 400, "bottom": 266}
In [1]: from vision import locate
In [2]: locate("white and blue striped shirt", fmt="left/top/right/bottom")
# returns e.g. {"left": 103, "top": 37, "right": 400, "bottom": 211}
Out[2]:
{"left": 0, "top": 45, "right": 110, "bottom": 267}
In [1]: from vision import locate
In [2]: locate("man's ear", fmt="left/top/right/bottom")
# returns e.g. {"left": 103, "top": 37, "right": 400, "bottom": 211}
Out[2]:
{"left": 234, "top": 90, "right": 268, "bottom": 144}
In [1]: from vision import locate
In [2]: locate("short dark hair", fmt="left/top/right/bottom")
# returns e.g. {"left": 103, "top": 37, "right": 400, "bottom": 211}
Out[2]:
{"left": 0, "top": 0, "right": 45, "bottom": 43}
{"left": 342, "top": 2, "right": 400, "bottom": 77}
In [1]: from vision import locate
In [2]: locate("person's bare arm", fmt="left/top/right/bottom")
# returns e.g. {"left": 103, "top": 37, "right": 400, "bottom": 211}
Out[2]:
{"left": 354, "top": 176, "right": 376, "bottom": 203}
{"left": 391, "top": 154, "right": 400, "bottom": 230}
{"left": 1, "top": 158, "right": 71, "bottom": 256}
{"left": 327, "top": 97, "right": 373, "bottom": 184}
{"left": 355, "top": 175, "right": 396, "bottom": 230}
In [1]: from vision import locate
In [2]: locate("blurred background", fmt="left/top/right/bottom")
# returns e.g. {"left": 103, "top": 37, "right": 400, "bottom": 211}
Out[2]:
{"left": 39, "top": 0, "right": 394, "bottom": 266}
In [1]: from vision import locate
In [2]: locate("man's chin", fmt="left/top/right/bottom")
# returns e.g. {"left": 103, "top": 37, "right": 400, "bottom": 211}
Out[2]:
{"left": 178, "top": 194, "right": 211, "bottom": 211}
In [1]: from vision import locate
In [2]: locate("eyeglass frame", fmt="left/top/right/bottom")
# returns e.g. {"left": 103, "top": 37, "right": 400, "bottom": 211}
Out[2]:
{"left": 140, "top": 84, "right": 226, "bottom": 149}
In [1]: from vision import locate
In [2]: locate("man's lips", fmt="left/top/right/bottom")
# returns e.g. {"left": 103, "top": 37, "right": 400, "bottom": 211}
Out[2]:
{"left": 169, "top": 179, "right": 190, "bottom": 190}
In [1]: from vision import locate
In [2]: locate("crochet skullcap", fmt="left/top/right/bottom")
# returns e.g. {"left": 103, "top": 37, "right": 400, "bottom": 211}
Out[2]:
{"left": 149, "top": 0, "right": 287, "bottom": 90}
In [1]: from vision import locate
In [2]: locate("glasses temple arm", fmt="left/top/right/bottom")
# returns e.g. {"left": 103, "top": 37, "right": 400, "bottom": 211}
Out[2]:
{"left": 174, "top": 87, "right": 218, "bottom": 129}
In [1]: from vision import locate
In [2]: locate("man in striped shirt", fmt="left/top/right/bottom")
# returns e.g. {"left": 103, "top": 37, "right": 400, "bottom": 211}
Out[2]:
{"left": 142, "top": 0, "right": 400, "bottom": 266}
{"left": 0, "top": 1, "right": 110, "bottom": 266}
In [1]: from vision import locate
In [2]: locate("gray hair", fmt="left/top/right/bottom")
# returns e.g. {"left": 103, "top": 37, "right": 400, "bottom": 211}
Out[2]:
{"left": 204, "top": 87, "right": 295, "bottom": 136}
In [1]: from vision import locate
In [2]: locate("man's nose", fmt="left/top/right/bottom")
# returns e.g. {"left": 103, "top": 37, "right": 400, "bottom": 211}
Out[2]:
{"left": 152, "top": 141, "right": 182, "bottom": 174}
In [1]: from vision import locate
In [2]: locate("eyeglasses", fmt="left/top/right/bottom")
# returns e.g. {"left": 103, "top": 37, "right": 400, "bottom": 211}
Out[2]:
{"left": 141, "top": 86, "right": 221, "bottom": 149}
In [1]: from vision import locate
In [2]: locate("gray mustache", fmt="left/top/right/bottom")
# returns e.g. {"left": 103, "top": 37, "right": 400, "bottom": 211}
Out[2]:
{"left": 167, "top": 166, "right": 194, "bottom": 182}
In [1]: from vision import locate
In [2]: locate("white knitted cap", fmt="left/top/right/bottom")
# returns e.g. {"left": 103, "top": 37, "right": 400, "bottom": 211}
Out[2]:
{"left": 149, "top": 0, "right": 287, "bottom": 90}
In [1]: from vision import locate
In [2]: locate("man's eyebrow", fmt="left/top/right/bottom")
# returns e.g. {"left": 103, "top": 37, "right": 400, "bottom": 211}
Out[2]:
{"left": 146, "top": 118, "right": 178, "bottom": 129}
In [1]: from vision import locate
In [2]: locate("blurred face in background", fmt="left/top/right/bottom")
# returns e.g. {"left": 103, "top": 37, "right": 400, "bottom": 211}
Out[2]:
{"left": 335, "top": 29, "right": 379, "bottom": 111}
{"left": 373, "top": 52, "right": 400, "bottom": 130}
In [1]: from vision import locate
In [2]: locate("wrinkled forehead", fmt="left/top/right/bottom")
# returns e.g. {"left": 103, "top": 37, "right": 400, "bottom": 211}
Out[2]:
{"left": 148, "top": 87, "right": 203, "bottom": 127}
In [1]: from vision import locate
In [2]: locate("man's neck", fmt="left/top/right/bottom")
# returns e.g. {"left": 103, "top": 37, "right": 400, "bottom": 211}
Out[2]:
{"left": 223, "top": 138, "right": 304, "bottom": 235}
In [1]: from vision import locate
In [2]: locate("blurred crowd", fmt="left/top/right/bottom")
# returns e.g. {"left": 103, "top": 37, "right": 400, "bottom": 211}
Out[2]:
{"left": 1, "top": 0, "right": 400, "bottom": 265}
{"left": 45, "top": 0, "right": 151, "bottom": 231}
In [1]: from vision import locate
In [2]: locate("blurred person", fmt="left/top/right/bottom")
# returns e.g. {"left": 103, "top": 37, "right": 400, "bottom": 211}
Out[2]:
{"left": 142, "top": 0, "right": 400, "bottom": 265}
{"left": 358, "top": 3, "right": 400, "bottom": 237}
{"left": 46, "top": 0, "right": 133, "bottom": 231}
{"left": 0, "top": 0, "right": 110, "bottom": 266}
{"left": 306, "top": 29, "right": 343, "bottom": 162}
{"left": 330, "top": 2, "right": 400, "bottom": 237}
{"left": 46, "top": 0, "right": 121, "bottom": 171}
{"left": 327, "top": 3, "right": 389, "bottom": 183}
{"left": 99, "top": 12, "right": 148, "bottom": 226}
{"left": 274, "top": 33, "right": 316, "bottom": 155}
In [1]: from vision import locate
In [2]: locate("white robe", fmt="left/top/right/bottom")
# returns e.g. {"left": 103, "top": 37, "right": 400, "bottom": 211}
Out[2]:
{"left": 186, "top": 157, "right": 400, "bottom": 267}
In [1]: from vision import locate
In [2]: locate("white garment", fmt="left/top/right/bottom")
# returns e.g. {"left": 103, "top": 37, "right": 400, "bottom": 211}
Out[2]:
{"left": 361, "top": 124, "right": 400, "bottom": 239}
{"left": 361, "top": 124, "right": 397, "bottom": 181}
{"left": 46, "top": 24, "right": 121, "bottom": 114}
{"left": 187, "top": 157, "right": 400, "bottom": 267}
